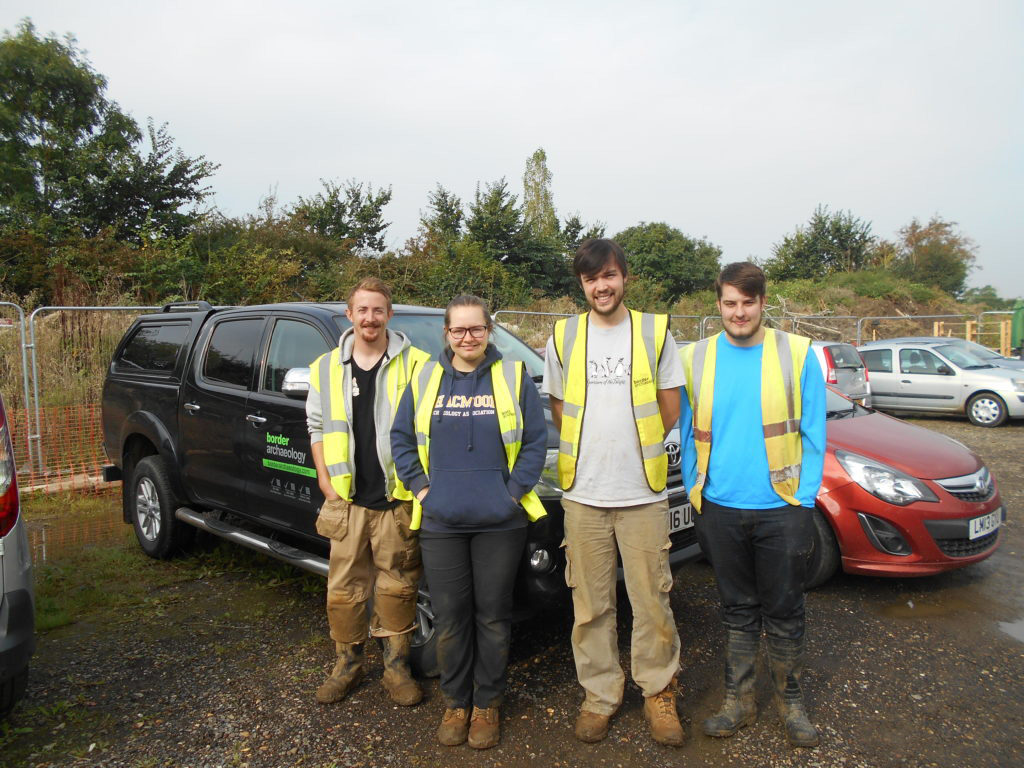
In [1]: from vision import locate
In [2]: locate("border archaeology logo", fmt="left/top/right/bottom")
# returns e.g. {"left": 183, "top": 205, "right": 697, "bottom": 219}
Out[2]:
{"left": 265, "top": 433, "right": 307, "bottom": 465}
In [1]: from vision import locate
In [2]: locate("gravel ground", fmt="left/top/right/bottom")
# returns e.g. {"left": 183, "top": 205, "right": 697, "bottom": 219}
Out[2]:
{"left": 4, "top": 416, "right": 1022, "bottom": 768}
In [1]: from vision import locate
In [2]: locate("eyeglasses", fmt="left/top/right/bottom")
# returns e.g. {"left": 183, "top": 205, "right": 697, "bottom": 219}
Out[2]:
{"left": 447, "top": 325, "right": 489, "bottom": 340}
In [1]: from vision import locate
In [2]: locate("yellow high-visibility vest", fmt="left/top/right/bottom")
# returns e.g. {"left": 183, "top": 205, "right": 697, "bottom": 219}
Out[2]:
{"left": 408, "top": 359, "right": 547, "bottom": 531}
{"left": 552, "top": 310, "right": 669, "bottom": 493}
{"left": 309, "top": 344, "right": 429, "bottom": 501}
{"left": 679, "top": 329, "right": 810, "bottom": 512}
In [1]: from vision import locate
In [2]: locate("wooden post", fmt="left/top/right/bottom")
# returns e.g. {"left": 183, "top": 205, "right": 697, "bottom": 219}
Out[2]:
{"left": 1001, "top": 319, "right": 1011, "bottom": 357}
{"left": 933, "top": 321, "right": 941, "bottom": 336}
{"left": 965, "top": 320, "right": 977, "bottom": 342}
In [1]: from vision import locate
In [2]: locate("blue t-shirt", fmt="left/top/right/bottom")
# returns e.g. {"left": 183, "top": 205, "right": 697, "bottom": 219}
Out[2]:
{"left": 679, "top": 333, "right": 826, "bottom": 509}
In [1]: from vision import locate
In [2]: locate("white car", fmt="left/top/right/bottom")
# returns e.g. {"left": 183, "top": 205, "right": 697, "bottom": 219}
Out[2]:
{"left": 857, "top": 341, "right": 1024, "bottom": 427}
{"left": 1, "top": 392, "right": 35, "bottom": 719}
{"left": 811, "top": 341, "right": 870, "bottom": 406}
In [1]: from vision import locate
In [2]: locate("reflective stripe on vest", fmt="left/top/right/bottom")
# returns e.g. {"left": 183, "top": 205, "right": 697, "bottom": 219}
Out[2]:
{"left": 408, "top": 359, "right": 547, "bottom": 531}
{"left": 309, "top": 344, "right": 429, "bottom": 501}
{"left": 552, "top": 310, "right": 668, "bottom": 493}
{"left": 680, "top": 329, "right": 809, "bottom": 512}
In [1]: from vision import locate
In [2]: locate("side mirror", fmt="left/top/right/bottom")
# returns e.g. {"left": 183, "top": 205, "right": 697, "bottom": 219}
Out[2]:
{"left": 283, "top": 367, "right": 311, "bottom": 398}
{"left": 936, "top": 365, "right": 954, "bottom": 376}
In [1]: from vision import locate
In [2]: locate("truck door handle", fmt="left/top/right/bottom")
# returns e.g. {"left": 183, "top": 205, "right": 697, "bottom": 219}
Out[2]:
{"left": 246, "top": 414, "right": 268, "bottom": 425}
{"left": 184, "top": 402, "right": 201, "bottom": 413}
{"left": 900, "top": 380, "right": 911, "bottom": 384}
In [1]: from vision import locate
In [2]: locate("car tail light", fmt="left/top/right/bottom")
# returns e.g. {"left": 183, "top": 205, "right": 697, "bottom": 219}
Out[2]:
{"left": 858, "top": 351, "right": 869, "bottom": 382}
{"left": 822, "top": 347, "right": 838, "bottom": 384}
{"left": 0, "top": 398, "right": 20, "bottom": 538}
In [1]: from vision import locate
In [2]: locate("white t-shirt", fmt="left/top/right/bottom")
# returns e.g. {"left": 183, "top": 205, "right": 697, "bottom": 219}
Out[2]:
{"left": 542, "top": 313, "right": 684, "bottom": 507}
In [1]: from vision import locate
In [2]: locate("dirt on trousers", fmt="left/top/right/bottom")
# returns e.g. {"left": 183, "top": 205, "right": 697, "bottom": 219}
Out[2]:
{"left": 3, "top": 417, "right": 1022, "bottom": 768}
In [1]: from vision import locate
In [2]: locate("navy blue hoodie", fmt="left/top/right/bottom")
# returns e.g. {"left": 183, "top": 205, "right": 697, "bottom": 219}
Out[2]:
{"left": 391, "top": 344, "right": 546, "bottom": 533}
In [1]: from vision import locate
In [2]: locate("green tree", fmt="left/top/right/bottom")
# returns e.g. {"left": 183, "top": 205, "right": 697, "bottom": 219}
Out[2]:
{"left": 289, "top": 179, "right": 392, "bottom": 252}
{"left": 522, "top": 148, "right": 558, "bottom": 239}
{"left": 0, "top": 20, "right": 216, "bottom": 241}
{"left": 960, "top": 285, "right": 1015, "bottom": 311}
{"left": 419, "top": 184, "right": 464, "bottom": 242}
{"left": 763, "top": 205, "right": 876, "bottom": 281}
{"left": 614, "top": 221, "right": 721, "bottom": 301}
{"left": 892, "top": 216, "right": 976, "bottom": 297}
{"left": 465, "top": 178, "right": 523, "bottom": 264}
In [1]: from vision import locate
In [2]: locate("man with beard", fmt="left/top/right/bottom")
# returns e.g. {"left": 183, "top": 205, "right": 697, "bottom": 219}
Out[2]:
{"left": 678, "top": 262, "right": 825, "bottom": 748}
{"left": 306, "top": 277, "right": 429, "bottom": 707}
{"left": 542, "top": 238, "right": 686, "bottom": 746}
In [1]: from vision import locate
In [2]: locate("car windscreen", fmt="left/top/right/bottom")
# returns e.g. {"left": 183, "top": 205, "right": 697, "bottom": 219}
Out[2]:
{"left": 334, "top": 313, "right": 545, "bottom": 379}
{"left": 934, "top": 345, "right": 994, "bottom": 370}
{"left": 826, "top": 344, "right": 863, "bottom": 368}
{"left": 961, "top": 340, "right": 1003, "bottom": 361}
{"left": 826, "top": 387, "right": 865, "bottom": 419}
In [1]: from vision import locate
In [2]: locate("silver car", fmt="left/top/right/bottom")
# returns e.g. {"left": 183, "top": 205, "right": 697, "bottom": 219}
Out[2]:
{"left": 861, "top": 337, "right": 1024, "bottom": 371}
{"left": 858, "top": 341, "right": 1024, "bottom": 427}
{"left": 811, "top": 341, "right": 870, "bottom": 406}
{"left": 1, "top": 392, "right": 35, "bottom": 719}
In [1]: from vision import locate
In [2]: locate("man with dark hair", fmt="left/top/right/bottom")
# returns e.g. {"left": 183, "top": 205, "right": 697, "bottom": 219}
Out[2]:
{"left": 306, "top": 277, "right": 430, "bottom": 707}
{"left": 543, "top": 238, "right": 687, "bottom": 747}
{"left": 678, "top": 262, "right": 826, "bottom": 748}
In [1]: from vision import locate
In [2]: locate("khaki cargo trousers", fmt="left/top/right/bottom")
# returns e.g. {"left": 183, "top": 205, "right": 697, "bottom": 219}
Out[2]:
{"left": 317, "top": 498, "right": 423, "bottom": 644}
{"left": 562, "top": 498, "right": 682, "bottom": 716}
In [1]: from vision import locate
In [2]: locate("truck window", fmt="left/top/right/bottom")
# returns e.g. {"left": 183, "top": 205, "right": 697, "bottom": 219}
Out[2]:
{"left": 116, "top": 322, "right": 189, "bottom": 372}
{"left": 202, "top": 318, "right": 263, "bottom": 388}
{"left": 262, "top": 319, "right": 332, "bottom": 393}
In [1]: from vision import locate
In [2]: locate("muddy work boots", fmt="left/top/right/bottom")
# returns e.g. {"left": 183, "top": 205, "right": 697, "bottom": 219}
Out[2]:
{"left": 381, "top": 632, "right": 423, "bottom": 706}
{"left": 703, "top": 629, "right": 759, "bottom": 737}
{"left": 766, "top": 635, "right": 820, "bottom": 748}
{"left": 316, "top": 642, "right": 365, "bottom": 704}
{"left": 643, "top": 678, "right": 686, "bottom": 746}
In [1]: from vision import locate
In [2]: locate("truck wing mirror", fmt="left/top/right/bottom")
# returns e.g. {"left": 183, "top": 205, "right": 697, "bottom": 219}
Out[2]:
{"left": 283, "top": 367, "right": 311, "bottom": 398}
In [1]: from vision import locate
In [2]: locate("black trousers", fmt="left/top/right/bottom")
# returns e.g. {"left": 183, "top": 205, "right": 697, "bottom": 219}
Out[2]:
{"left": 694, "top": 499, "right": 813, "bottom": 640}
{"left": 419, "top": 527, "right": 527, "bottom": 709}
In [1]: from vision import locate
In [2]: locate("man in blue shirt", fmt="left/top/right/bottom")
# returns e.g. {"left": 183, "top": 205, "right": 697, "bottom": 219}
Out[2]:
{"left": 679, "top": 262, "right": 825, "bottom": 748}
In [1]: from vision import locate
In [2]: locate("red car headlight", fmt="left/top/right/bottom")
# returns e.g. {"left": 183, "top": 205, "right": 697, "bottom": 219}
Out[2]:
{"left": 836, "top": 449, "right": 939, "bottom": 506}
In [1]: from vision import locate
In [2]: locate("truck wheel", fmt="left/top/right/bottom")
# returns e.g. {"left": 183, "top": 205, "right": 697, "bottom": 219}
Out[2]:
{"left": 130, "top": 456, "right": 193, "bottom": 559}
{"left": 966, "top": 392, "right": 1007, "bottom": 427}
{"left": 805, "top": 510, "right": 840, "bottom": 590}
{"left": 409, "top": 585, "right": 439, "bottom": 678}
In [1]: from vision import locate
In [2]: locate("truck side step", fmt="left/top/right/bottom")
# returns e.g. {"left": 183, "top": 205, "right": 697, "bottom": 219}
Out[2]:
{"left": 175, "top": 507, "right": 328, "bottom": 577}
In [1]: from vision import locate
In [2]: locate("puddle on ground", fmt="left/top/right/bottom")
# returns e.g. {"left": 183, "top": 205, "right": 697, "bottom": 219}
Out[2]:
{"left": 874, "top": 597, "right": 974, "bottom": 620}
{"left": 999, "top": 618, "right": 1024, "bottom": 643}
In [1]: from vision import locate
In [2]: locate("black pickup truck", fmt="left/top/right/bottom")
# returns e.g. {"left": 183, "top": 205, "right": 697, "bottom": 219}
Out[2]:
{"left": 101, "top": 301, "right": 698, "bottom": 672}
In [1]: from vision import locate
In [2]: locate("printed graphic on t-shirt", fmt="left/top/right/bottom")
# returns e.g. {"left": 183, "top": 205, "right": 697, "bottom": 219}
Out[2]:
{"left": 589, "top": 357, "right": 630, "bottom": 385}
{"left": 433, "top": 393, "right": 497, "bottom": 418}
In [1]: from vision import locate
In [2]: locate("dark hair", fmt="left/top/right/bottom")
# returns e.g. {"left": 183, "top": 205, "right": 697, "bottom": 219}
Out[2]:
{"left": 444, "top": 294, "right": 492, "bottom": 329}
{"left": 347, "top": 276, "right": 393, "bottom": 309}
{"left": 573, "top": 238, "right": 628, "bottom": 279}
{"left": 715, "top": 262, "right": 766, "bottom": 298}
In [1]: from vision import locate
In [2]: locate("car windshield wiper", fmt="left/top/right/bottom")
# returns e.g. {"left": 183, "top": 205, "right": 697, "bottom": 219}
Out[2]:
{"left": 826, "top": 404, "right": 858, "bottom": 420}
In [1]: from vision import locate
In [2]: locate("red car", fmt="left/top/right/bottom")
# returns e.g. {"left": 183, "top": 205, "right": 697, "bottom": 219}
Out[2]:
{"left": 805, "top": 387, "right": 1006, "bottom": 587}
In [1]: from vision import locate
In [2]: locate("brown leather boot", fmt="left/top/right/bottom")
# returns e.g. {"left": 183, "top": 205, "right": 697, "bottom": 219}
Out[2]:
{"left": 437, "top": 707, "right": 470, "bottom": 746}
{"left": 643, "top": 679, "right": 686, "bottom": 747}
{"left": 315, "top": 642, "right": 365, "bottom": 704}
{"left": 574, "top": 709, "right": 612, "bottom": 743}
{"left": 468, "top": 706, "right": 500, "bottom": 749}
{"left": 381, "top": 633, "right": 423, "bottom": 706}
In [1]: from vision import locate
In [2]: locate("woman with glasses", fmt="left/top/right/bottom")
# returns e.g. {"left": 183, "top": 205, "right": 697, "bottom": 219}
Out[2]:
{"left": 391, "top": 294, "right": 547, "bottom": 749}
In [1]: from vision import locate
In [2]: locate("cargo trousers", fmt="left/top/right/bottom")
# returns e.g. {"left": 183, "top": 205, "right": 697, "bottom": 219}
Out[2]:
{"left": 561, "top": 498, "right": 682, "bottom": 716}
{"left": 317, "top": 499, "right": 423, "bottom": 644}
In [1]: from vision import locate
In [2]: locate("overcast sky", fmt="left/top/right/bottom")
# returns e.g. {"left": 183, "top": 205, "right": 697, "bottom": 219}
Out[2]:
{"left": 6, "top": 0, "right": 1023, "bottom": 297}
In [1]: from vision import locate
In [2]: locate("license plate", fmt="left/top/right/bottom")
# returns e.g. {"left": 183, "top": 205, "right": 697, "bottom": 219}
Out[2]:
{"left": 670, "top": 502, "right": 694, "bottom": 533}
{"left": 968, "top": 509, "right": 1001, "bottom": 540}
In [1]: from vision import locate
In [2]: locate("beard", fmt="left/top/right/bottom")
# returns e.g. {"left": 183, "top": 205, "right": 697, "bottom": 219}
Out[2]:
{"left": 723, "top": 314, "right": 762, "bottom": 342}
{"left": 589, "top": 288, "right": 625, "bottom": 316}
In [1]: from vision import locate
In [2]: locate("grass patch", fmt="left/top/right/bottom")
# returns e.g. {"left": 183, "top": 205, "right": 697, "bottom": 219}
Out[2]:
{"left": 20, "top": 491, "right": 119, "bottom": 521}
